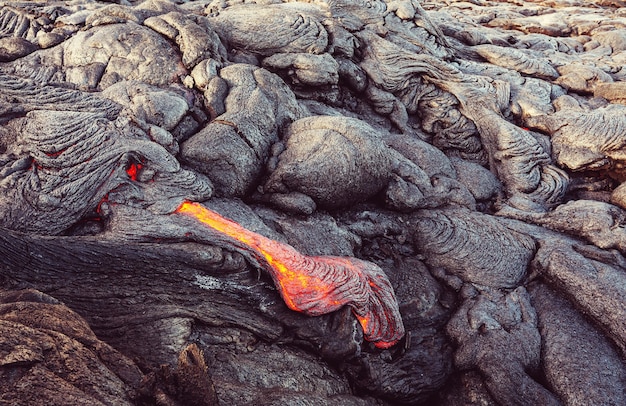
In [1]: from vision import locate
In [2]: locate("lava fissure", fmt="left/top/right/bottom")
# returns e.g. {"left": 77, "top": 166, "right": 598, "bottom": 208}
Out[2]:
{"left": 175, "top": 200, "right": 405, "bottom": 348}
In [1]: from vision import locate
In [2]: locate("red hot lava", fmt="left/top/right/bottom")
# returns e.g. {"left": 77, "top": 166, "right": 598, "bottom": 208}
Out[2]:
{"left": 175, "top": 201, "right": 405, "bottom": 349}
{"left": 126, "top": 162, "right": 143, "bottom": 181}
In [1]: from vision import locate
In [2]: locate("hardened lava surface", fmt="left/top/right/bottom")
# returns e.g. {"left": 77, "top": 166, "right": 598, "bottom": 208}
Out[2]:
{"left": 1, "top": 0, "right": 626, "bottom": 405}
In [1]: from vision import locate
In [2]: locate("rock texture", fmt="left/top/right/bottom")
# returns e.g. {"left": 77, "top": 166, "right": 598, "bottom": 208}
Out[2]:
{"left": 0, "top": 289, "right": 143, "bottom": 406}
{"left": 1, "top": 0, "right": 626, "bottom": 405}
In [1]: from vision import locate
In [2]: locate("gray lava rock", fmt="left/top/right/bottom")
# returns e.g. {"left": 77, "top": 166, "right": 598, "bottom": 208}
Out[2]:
{"left": 1, "top": 0, "right": 626, "bottom": 404}
{"left": 265, "top": 116, "right": 394, "bottom": 208}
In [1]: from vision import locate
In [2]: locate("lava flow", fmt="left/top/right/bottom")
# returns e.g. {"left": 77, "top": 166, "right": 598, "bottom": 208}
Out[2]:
{"left": 175, "top": 201, "right": 405, "bottom": 349}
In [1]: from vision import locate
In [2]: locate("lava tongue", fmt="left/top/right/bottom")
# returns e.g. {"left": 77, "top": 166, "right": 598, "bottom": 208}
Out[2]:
{"left": 175, "top": 201, "right": 405, "bottom": 348}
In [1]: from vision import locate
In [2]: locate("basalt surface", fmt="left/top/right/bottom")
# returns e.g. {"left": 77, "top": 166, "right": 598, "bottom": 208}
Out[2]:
{"left": 1, "top": 0, "right": 626, "bottom": 404}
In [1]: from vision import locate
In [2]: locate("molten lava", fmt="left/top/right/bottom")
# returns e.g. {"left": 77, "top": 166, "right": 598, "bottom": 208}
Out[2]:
{"left": 175, "top": 201, "right": 405, "bottom": 349}
{"left": 126, "top": 162, "right": 143, "bottom": 181}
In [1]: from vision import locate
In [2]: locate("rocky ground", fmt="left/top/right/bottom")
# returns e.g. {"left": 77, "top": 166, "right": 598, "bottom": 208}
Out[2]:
{"left": 1, "top": 0, "right": 626, "bottom": 404}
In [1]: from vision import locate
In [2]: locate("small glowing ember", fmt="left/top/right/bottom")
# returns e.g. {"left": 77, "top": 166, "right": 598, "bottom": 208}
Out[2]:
{"left": 126, "top": 162, "right": 143, "bottom": 181}
{"left": 175, "top": 201, "right": 405, "bottom": 348}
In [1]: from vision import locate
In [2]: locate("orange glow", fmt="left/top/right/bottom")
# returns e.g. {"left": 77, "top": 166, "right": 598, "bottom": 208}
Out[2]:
{"left": 126, "top": 162, "right": 143, "bottom": 181}
{"left": 176, "top": 201, "right": 333, "bottom": 311}
{"left": 175, "top": 201, "right": 404, "bottom": 348}
{"left": 96, "top": 193, "right": 109, "bottom": 216}
{"left": 45, "top": 149, "right": 65, "bottom": 158}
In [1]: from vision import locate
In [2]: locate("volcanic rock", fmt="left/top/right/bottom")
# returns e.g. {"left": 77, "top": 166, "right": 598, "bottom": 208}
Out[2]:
{"left": 1, "top": 0, "right": 626, "bottom": 405}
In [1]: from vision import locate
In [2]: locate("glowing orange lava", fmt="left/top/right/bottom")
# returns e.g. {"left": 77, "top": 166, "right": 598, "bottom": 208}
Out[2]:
{"left": 175, "top": 201, "right": 404, "bottom": 349}
{"left": 126, "top": 162, "right": 143, "bottom": 181}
